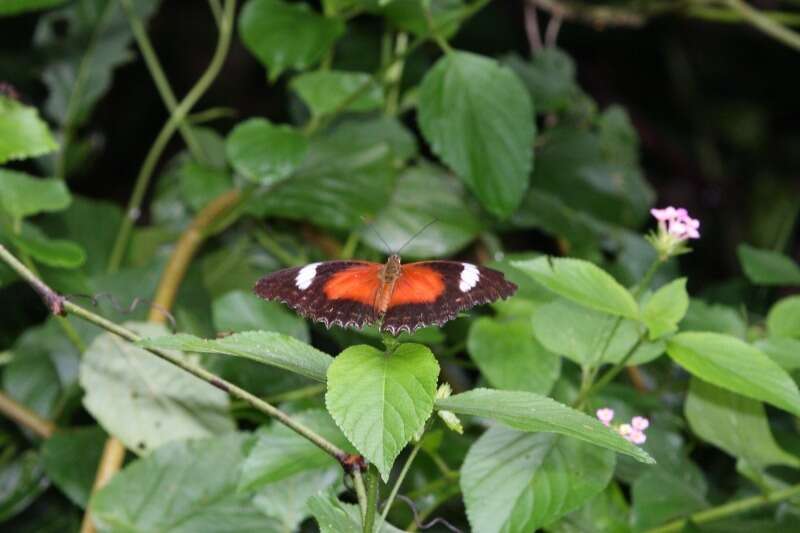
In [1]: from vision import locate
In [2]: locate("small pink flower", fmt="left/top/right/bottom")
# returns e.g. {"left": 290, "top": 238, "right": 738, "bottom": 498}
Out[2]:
{"left": 650, "top": 207, "right": 677, "bottom": 221}
{"left": 618, "top": 423, "right": 632, "bottom": 437}
{"left": 631, "top": 416, "right": 650, "bottom": 431}
{"left": 651, "top": 205, "right": 700, "bottom": 241}
{"left": 596, "top": 408, "right": 614, "bottom": 426}
{"left": 628, "top": 429, "right": 647, "bottom": 445}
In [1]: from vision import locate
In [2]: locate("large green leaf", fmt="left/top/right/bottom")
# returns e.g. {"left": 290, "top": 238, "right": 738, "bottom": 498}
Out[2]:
{"left": 549, "top": 484, "right": 630, "bottom": 533}
{"left": 667, "top": 332, "right": 800, "bottom": 416}
{"left": 380, "top": 0, "right": 464, "bottom": 38}
{"left": 737, "top": 244, "right": 800, "bottom": 286}
{"left": 418, "top": 51, "right": 535, "bottom": 218}
{"left": 254, "top": 470, "right": 341, "bottom": 532}
{"left": 9, "top": 222, "right": 86, "bottom": 268}
{"left": 533, "top": 299, "right": 663, "bottom": 367}
{"left": 178, "top": 160, "right": 233, "bottom": 210}
{"left": 309, "top": 492, "right": 404, "bottom": 533}
{"left": 138, "top": 330, "right": 332, "bottom": 383}
{"left": 41, "top": 426, "right": 106, "bottom": 508}
{"left": 767, "top": 295, "right": 800, "bottom": 338}
{"left": 685, "top": 378, "right": 799, "bottom": 470}
{"left": 0, "top": 169, "right": 70, "bottom": 221}
{"left": 467, "top": 317, "right": 560, "bottom": 395}
{"left": 81, "top": 323, "right": 235, "bottom": 454}
{"left": 503, "top": 49, "right": 584, "bottom": 114}
{"left": 325, "top": 343, "right": 439, "bottom": 480}
{"left": 37, "top": 0, "right": 160, "bottom": 127}
{"left": 437, "top": 389, "right": 653, "bottom": 463}
{"left": 641, "top": 278, "right": 689, "bottom": 340}
{"left": 92, "top": 433, "right": 276, "bottom": 532}
{"left": 225, "top": 118, "right": 307, "bottom": 186}
{"left": 754, "top": 337, "right": 800, "bottom": 371}
{"left": 212, "top": 290, "right": 309, "bottom": 342}
{"left": 249, "top": 122, "right": 397, "bottom": 229}
{"left": 291, "top": 70, "right": 384, "bottom": 117}
{"left": 513, "top": 257, "right": 639, "bottom": 319}
{"left": 239, "top": 0, "right": 344, "bottom": 81}
{"left": 3, "top": 319, "right": 81, "bottom": 418}
{"left": 360, "top": 163, "right": 482, "bottom": 258}
{"left": 0, "top": 96, "right": 58, "bottom": 162}
{"left": 461, "top": 426, "right": 615, "bottom": 533}
{"left": 680, "top": 299, "right": 747, "bottom": 338}
{"left": 239, "top": 410, "right": 352, "bottom": 491}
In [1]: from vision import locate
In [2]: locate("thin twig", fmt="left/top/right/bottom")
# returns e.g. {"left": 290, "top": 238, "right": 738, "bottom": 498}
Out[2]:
{"left": 0, "top": 391, "right": 56, "bottom": 439}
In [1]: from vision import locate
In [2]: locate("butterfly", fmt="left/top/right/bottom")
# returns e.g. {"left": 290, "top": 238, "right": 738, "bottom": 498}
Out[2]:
{"left": 254, "top": 253, "right": 517, "bottom": 335}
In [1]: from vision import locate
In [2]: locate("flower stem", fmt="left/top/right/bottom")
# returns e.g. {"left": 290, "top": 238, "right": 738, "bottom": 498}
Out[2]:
{"left": 645, "top": 482, "right": 800, "bottom": 533}
{"left": 380, "top": 437, "right": 424, "bottom": 524}
{"left": 0, "top": 391, "right": 55, "bottom": 439}
{"left": 107, "top": 0, "right": 237, "bottom": 273}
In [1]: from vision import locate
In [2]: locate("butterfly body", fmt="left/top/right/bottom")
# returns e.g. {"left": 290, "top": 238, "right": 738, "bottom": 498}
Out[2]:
{"left": 254, "top": 254, "right": 517, "bottom": 335}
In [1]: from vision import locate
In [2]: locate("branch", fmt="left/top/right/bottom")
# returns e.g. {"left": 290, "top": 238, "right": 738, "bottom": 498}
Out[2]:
{"left": 0, "top": 391, "right": 56, "bottom": 439}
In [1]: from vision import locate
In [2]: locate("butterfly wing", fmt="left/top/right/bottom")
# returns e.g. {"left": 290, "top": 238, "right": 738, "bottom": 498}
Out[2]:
{"left": 381, "top": 261, "right": 517, "bottom": 335}
{"left": 255, "top": 261, "right": 383, "bottom": 329}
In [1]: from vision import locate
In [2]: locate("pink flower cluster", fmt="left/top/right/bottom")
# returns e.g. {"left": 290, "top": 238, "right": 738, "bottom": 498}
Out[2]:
{"left": 596, "top": 408, "right": 649, "bottom": 445}
{"left": 650, "top": 206, "right": 700, "bottom": 240}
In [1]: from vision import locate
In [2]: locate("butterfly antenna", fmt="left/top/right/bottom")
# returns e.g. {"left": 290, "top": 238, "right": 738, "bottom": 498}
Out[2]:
{"left": 397, "top": 219, "right": 438, "bottom": 254}
{"left": 361, "top": 218, "right": 393, "bottom": 254}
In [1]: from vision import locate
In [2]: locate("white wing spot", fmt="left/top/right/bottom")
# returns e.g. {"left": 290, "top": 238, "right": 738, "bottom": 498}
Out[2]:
{"left": 295, "top": 263, "right": 321, "bottom": 290}
{"left": 459, "top": 263, "right": 480, "bottom": 292}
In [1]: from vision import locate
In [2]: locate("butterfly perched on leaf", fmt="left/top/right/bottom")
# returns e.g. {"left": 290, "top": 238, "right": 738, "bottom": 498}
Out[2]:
{"left": 254, "top": 253, "right": 517, "bottom": 335}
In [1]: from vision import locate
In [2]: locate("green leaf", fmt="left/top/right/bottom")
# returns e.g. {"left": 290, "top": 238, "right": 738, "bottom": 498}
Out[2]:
{"left": 92, "top": 433, "right": 275, "bottom": 532}
{"left": 291, "top": 70, "right": 384, "bottom": 117}
{"left": 212, "top": 290, "right": 309, "bottom": 342}
{"left": 360, "top": 163, "right": 483, "bottom": 258}
{"left": 418, "top": 51, "right": 535, "bottom": 218}
{"left": 309, "top": 492, "right": 404, "bottom": 533}
{"left": 767, "top": 295, "right": 800, "bottom": 338}
{"left": 533, "top": 299, "right": 664, "bottom": 366}
{"left": 467, "top": 317, "right": 560, "bottom": 394}
{"left": 81, "top": 322, "right": 235, "bottom": 454}
{"left": 685, "top": 378, "right": 799, "bottom": 470}
{"left": 37, "top": 0, "right": 160, "bottom": 127}
{"left": 225, "top": 118, "right": 307, "bottom": 185}
{"left": 641, "top": 278, "right": 689, "bottom": 340}
{"left": 737, "top": 244, "right": 800, "bottom": 286}
{"left": 0, "top": 0, "right": 67, "bottom": 16}
{"left": 381, "top": 0, "right": 464, "bottom": 38}
{"left": 239, "top": 410, "right": 352, "bottom": 491}
{"left": 0, "top": 451, "right": 48, "bottom": 522}
{"left": 9, "top": 222, "right": 86, "bottom": 268}
{"left": 667, "top": 332, "right": 800, "bottom": 416}
{"left": 138, "top": 330, "right": 332, "bottom": 383}
{"left": 0, "top": 96, "right": 58, "bottom": 162}
{"left": 437, "top": 388, "right": 654, "bottom": 463}
{"left": 461, "top": 426, "right": 615, "bottom": 533}
{"left": 41, "top": 426, "right": 106, "bottom": 508}
{"left": 3, "top": 319, "right": 81, "bottom": 418}
{"left": 254, "top": 469, "right": 341, "bottom": 532}
{"left": 503, "top": 49, "right": 583, "bottom": 114}
{"left": 38, "top": 195, "right": 123, "bottom": 275}
{"left": 681, "top": 299, "right": 747, "bottom": 338}
{"left": 513, "top": 256, "right": 639, "bottom": 319}
{"left": 549, "top": 484, "right": 630, "bottom": 533}
{"left": 325, "top": 343, "right": 439, "bottom": 480}
{"left": 0, "top": 169, "right": 70, "bottom": 221}
{"left": 250, "top": 122, "right": 397, "bottom": 229}
{"left": 754, "top": 337, "right": 800, "bottom": 371}
{"left": 239, "top": 0, "right": 344, "bottom": 81}
{"left": 178, "top": 160, "right": 233, "bottom": 210}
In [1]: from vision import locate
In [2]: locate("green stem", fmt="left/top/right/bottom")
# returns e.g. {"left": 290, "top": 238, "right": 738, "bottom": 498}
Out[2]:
{"left": 586, "top": 335, "right": 645, "bottom": 398}
{"left": 0, "top": 244, "right": 354, "bottom": 466}
{"left": 379, "top": 437, "right": 424, "bottom": 524}
{"left": 263, "top": 383, "right": 325, "bottom": 404}
{"left": 253, "top": 227, "right": 305, "bottom": 267}
{"left": 352, "top": 469, "right": 369, "bottom": 522}
{"left": 724, "top": 0, "right": 800, "bottom": 51}
{"left": 120, "top": 0, "right": 206, "bottom": 162}
{"left": 340, "top": 232, "right": 360, "bottom": 260}
{"left": 107, "top": 0, "right": 237, "bottom": 272}
{"left": 645, "top": 483, "right": 800, "bottom": 533}
{"left": 55, "top": 0, "right": 116, "bottom": 180}
{"left": 363, "top": 466, "right": 379, "bottom": 533}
